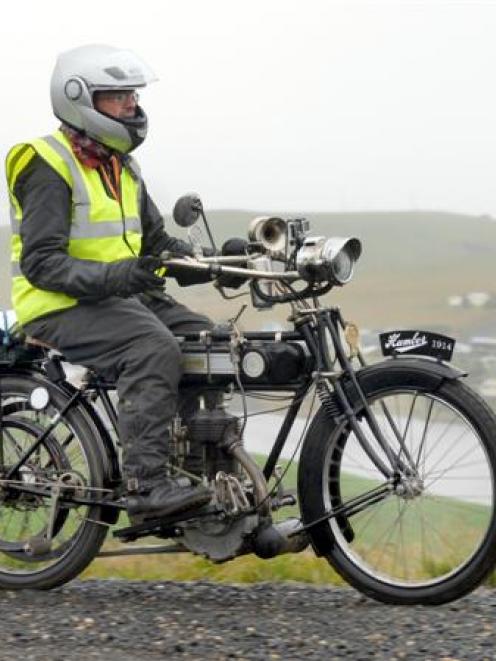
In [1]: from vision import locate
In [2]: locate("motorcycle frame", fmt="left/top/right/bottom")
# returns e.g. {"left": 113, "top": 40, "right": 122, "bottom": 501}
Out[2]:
{"left": 0, "top": 302, "right": 408, "bottom": 515}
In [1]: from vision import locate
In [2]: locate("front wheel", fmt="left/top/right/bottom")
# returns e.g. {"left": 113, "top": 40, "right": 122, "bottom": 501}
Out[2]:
{"left": 298, "top": 373, "right": 496, "bottom": 604}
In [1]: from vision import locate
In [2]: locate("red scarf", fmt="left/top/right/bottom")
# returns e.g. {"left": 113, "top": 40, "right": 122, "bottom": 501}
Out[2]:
{"left": 60, "top": 124, "right": 113, "bottom": 169}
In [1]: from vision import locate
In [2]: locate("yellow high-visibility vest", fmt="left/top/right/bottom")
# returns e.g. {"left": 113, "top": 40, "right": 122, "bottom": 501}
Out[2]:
{"left": 6, "top": 130, "right": 142, "bottom": 325}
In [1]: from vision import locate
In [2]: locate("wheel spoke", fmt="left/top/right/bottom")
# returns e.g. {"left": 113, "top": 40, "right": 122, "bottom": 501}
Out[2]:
{"left": 372, "top": 498, "right": 409, "bottom": 573}
{"left": 420, "top": 413, "right": 464, "bottom": 470}
{"left": 415, "top": 397, "right": 434, "bottom": 469}
{"left": 346, "top": 495, "right": 389, "bottom": 538}
{"left": 424, "top": 442, "right": 485, "bottom": 490}
{"left": 400, "top": 393, "right": 418, "bottom": 462}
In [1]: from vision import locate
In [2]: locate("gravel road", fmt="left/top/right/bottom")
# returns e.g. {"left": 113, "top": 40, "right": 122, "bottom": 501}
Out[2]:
{"left": 0, "top": 581, "right": 495, "bottom": 660}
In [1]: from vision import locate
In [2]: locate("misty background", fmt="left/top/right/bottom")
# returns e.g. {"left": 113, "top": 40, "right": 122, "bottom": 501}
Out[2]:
{"left": 0, "top": 1, "right": 495, "bottom": 401}
{"left": 1, "top": 0, "right": 496, "bottom": 214}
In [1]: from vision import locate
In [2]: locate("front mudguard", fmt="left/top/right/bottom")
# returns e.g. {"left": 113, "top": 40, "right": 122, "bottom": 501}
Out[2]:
{"left": 343, "top": 357, "right": 466, "bottom": 410}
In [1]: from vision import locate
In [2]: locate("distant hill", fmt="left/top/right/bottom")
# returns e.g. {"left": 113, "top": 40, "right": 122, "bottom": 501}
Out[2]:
{"left": 1, "top": 211, "right": 495, "bottom": 338}
{"left": 193, "top": 209, "right": 494, "bottom": 281}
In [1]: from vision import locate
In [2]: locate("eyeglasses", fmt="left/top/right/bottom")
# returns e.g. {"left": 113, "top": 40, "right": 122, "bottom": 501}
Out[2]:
{"left": 94, "top": 90, "right": 140, "bottom": 104}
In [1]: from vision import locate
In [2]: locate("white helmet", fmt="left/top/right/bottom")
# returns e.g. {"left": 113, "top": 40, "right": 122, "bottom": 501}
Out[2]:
{"left": 50, "top": 44, "right": 157, "bottom": 153}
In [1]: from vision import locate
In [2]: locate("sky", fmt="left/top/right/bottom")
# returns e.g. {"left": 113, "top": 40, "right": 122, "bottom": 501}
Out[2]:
{"left": 1, "top": 0, "right": 496, "bottom": 219}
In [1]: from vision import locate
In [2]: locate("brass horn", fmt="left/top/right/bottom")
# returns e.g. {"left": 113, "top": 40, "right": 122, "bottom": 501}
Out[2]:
{"left": 248, "top": 216, "right": 287, "bottom": 253}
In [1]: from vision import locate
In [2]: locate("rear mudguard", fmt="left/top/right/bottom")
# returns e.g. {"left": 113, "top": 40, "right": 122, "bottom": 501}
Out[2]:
{"left": 0, "top": 365, "right": 120, "bottom": 524}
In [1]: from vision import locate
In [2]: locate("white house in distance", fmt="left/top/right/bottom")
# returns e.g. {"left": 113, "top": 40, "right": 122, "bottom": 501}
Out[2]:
{"left": 448, "top": 292, "right": 493, "bottom": 308}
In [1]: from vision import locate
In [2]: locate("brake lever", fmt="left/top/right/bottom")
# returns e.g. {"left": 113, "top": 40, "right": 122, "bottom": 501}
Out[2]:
{"left": 214, "top": 281, "right": 249, "bottom": 300}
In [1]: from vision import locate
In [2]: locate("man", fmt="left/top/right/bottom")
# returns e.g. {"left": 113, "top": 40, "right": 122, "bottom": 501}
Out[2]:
{"left": 6, "top": 44, "right": 212, "bottom": 521}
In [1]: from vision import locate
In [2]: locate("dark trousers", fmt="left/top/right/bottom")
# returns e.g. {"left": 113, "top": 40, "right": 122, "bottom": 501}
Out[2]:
{"left": 25, "top": 294, "right": 212, "bottom": 489}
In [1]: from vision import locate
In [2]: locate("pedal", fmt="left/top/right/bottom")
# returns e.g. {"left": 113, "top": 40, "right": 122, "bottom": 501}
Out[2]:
{"left": 113, "top": 520, "right": 177, "bottom": 543}
{"left": 113, "top": 503, "right": 216, "bottom": 542}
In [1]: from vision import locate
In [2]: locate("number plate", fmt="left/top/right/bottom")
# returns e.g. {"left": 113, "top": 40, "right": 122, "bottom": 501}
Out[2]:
{"left": 379, "top": 330, "right": 455, "bottom": 361}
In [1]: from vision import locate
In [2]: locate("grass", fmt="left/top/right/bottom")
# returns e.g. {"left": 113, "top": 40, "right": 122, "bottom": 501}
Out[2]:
{"left": 0, "top": 446, "right": 493, "bottom": 586}
{"left": 81, "top": 452, "right": 346, "bottom": 585}
{"left": 78, "top": 452, "right": 495, "bottom": 586}
{"left": 81, "top": 549, "right": 345, "bottom": 585}
{"left": 0, "top": 432, "right": 492, "bottom": 585}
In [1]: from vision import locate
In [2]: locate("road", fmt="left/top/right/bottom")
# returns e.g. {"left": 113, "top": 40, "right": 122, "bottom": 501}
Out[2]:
{"left": 0, "top": 580, "right": 495, "bottom": 660}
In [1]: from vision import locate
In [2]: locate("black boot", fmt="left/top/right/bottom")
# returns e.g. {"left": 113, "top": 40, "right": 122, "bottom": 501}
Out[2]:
{"left": 126, "top": 478, "right": 212, "bottom": 523}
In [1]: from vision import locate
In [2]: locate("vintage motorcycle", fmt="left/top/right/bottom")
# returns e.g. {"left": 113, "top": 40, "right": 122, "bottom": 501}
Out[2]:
{"left": 1, "top": 195, "right": 496, "bottom": 605}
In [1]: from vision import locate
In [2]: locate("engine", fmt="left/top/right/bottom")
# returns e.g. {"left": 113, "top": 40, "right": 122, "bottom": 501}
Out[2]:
{"left": 167, "top": 401, "right": 264, "bottom": 561}
{"left": 167, "top": 399, "right": 309, "bottom": 562}
{"left": 182, "top": 407, "right": 243, "bottom": 481}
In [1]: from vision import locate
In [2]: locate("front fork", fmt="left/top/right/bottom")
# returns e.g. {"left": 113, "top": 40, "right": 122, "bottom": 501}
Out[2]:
{"left": 302, "top": 308, "right": 417, "bottom": 482}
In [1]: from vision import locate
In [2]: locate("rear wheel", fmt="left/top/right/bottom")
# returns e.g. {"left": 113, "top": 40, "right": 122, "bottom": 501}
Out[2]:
{"left": 298, "top": 374, "right": 496, "bottom": 604}
{"left": 0, "top": 374, "right": 108, "bottom": 589}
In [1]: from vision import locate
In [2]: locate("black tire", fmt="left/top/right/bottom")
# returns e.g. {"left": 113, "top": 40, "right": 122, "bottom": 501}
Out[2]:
{"left": 0, "top": 374, "right": 108, "bottom": 589}
{"left": 298, "top": 372, "right": 496, "bottom": 605}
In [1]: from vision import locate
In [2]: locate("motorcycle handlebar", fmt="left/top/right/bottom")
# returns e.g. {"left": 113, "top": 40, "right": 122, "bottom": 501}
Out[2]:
{"left": 198, "top": 255, "right": 254, "bottom": 264}
{"left": 160, "top": 253, "right": 301, "bottom": 282}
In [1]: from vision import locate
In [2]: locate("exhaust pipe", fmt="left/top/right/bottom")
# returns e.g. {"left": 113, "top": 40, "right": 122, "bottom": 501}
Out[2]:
{"left": 225, "top": 439, "right": 271, "bottom": 518}
{"left": 252, "top": 518, "right": 309, "bottom": 559}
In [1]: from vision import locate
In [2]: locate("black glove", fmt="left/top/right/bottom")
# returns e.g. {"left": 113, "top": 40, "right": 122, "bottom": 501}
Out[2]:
{"left": 160, "top": 243, "right": 216, "bottom": 286}
{"left": 104, "top": 256, "right": 165, "bottom": 298}
{"left": 216, "top": 238, "right": 249, "bottom": 290}
{"left": 164, "top": 257, "right": 215, "bottom": 286}
{"left": 156, "top": 235, "right": 195, "bottom": 257}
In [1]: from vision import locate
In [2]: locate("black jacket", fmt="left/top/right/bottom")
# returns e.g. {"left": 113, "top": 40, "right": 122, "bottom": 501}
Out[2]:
{"left": 14, "top": 154, "right": 185, "bottom": 300}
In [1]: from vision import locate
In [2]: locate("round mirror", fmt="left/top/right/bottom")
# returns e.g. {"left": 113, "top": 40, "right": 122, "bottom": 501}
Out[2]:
{"left": 173, "top": 194, "right": 203, "bottom": 228}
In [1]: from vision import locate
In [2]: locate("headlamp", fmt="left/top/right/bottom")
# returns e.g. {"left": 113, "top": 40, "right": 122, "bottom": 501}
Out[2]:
{"left": 296, "top": 236, "right": 362, "bottom": 285}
